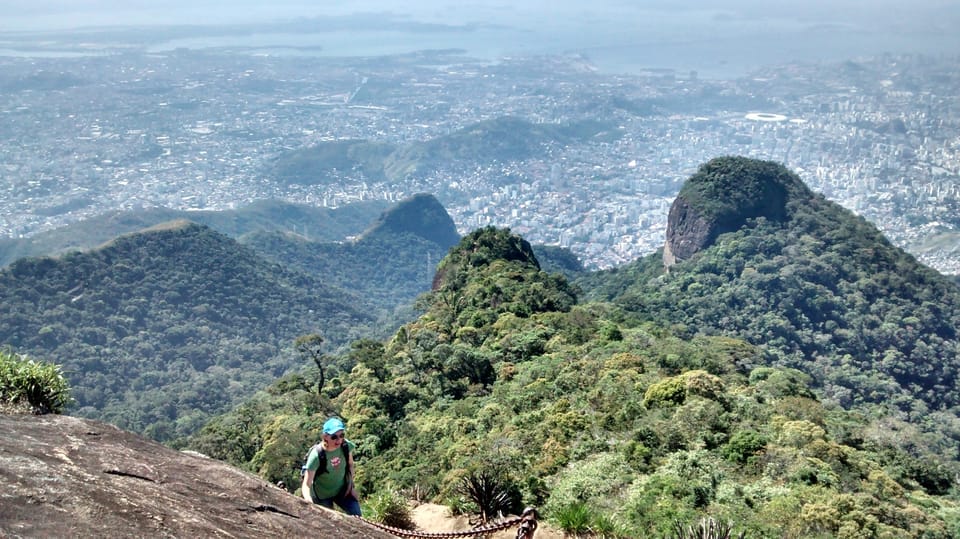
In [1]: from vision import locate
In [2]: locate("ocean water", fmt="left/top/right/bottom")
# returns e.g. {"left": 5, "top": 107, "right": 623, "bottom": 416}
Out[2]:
{"left": 7, "top": 2, "right": 960, "bottom": 79}
{"left": 144, "top": 19, "right": 958, "bottom": 79}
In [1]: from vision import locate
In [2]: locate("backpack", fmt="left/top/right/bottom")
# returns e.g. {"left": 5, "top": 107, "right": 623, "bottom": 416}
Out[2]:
{"left": 300, "top": 440, "right": 351, "bottom": 477}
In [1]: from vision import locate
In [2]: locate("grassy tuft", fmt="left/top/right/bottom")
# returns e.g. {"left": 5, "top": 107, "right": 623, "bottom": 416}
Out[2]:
{"left": 0, "top": 349, "right": 71, "bottom": 414}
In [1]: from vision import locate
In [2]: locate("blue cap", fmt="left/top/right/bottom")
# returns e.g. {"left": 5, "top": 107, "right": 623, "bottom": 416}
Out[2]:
{"left": 323, "top": 417, "right": 346, "bottom": 435}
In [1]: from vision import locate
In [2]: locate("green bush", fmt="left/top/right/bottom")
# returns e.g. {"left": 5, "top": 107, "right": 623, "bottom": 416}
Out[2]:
{"left": 553, "top": 502, "right": 592, "bottom": 537}
{"left": 590, "top": 512, "right": 636, "bottom": 538}
{"left": 0, "top": 349, "right": 71, "bottom": 414}
{"left": 544, "top": 452, "right": 634, "bottom": 516}
{"left": 722, "top": 430, "right": 768, "bottom": 464}
{"left": 365, "top": 490, "right": 416, "bottom": 530}
{"left": 643, "top": 376, "right": 687, "bottom": 408}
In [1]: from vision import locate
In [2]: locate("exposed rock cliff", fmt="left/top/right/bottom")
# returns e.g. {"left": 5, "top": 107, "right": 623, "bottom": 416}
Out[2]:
{"left": 0, "top": 413, "right": 390, "bottom": 538}
{"left": 664, "top": 156, "right": 813, "bottom": 268}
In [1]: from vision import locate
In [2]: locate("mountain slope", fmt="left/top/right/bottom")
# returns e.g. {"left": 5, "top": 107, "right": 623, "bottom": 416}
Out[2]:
{"left": 663, "top": 157, "right": 814, "bottom": 266}
{"left": 359, "top": 193, "right": 460, "bottom": 247}
{"left": 382, "top": 116, "right": 619, "bottom": 181}
{"left": 241, "top": 194, "right": 461, "bottom": 315}
{"left": 0, "top": 199, "right": 388, "bottom": 268}
{"left": 265, "top": 115, "right": 620, "bottom": 185}
{"left": 189, "top": 225, "right": 960, "bottom": 538}
{"left": 0, "top": 221, "right": 375, "bottom": 440}
{"left": 582, "top": 156, "right": 960, "bottom": 427}
{"left": 241, "top": 230, "right": 448, "bottom": 317}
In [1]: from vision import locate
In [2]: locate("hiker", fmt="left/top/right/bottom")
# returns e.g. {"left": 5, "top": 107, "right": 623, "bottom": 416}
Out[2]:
{"left": 301, "top": 417, "right": 361, "bottom": 516}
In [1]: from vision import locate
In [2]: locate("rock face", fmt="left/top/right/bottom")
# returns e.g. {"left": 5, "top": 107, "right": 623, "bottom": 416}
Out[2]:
{"left": 663, "top": 196, "right": 720, "bottom": 267}
{"left": 663, "top": 157, "right": 811, "bottom": 269}
{"left": 0, "top": 413, "right": 391, "bottom": 538}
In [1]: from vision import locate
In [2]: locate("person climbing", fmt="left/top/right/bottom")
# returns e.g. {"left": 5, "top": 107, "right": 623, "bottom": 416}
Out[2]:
{"left": 301, "top": 417, "right": 361, "bottom": 516}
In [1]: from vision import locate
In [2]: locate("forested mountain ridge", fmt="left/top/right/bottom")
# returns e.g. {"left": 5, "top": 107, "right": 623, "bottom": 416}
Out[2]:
{"left": 5, "top": 154, "right": 960, "bottom": 535}
{"left": 0, "top": 220, "right": 376, "bottom": 441}
{"left": 0, "top": 198, "right": 389, "bottom": 268}
{"left": 238, "top": 193, "right": 459, "bottom": 317}
{"left": 579, "top": 156, "right": 960, "bottom": 461}
{"left": 266, "top": 116, "right": 620, "bottom": 185}
{"left": 240, "top": 194, "right": 583, "bottom": 317}
{"left": 0, "top": 193, "right": 583, "bottom": 444}
{"left": 358, "top": 193, "right": 460, "bottom": 247}
{"left": 189, "top": 224, "right": 960, "bottom": 538}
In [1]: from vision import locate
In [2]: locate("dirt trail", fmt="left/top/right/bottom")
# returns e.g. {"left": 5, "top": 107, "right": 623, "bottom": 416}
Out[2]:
{"left": 410, "top": 503, "right": 565, "bottom": 539}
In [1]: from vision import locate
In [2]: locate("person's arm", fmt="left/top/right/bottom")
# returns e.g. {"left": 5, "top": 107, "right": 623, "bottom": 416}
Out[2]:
{"left": 302, "top": 467, "right": 316, "bottom": 502}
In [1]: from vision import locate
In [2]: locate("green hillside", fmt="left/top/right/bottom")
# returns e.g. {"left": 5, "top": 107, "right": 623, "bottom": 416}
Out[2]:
{"left": 0, "top": 199, "right": 388, "bottom": 268}
{"left": 265, "top": 140, "right": 396, "bottom": 185}
{"left": 582, "top": 158, "right": 960, "bottom": 443}
{"left": 266, "top": 115, "right": 620, "bottom": 185}
{"left": 359, "top": 193, "right": 461, "bottom": 247}
{"left": 241, "top": 230, "right": 447, "bottom": 318}
{"left": 0, "top": 221, "right": 376, "bottom": 441}
{"left": 187, "top": 160, "right": 960, "bottom": 537}
{"left": 239, "top": 194, "right": 460, "bottom": 319}
{"left": 0, "top": 194, "right": 580, "bottom": 444}
{"left": 382, "top": 116, "right": 619, "bottom": 181}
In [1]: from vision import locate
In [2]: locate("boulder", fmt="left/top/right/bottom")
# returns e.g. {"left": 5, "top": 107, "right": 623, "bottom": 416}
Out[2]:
{"left": 0, "top": 413, "right": 391, "bottom": 538}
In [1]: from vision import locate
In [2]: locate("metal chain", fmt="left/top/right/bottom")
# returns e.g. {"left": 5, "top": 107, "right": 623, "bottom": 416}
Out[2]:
{"left": 356, "top": 507, "right": 537, "bottom": 539}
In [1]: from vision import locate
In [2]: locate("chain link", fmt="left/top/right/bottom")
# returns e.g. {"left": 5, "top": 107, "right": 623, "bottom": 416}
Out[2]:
{"left": 356, "top": 507, "right": 537, "bottom": 539}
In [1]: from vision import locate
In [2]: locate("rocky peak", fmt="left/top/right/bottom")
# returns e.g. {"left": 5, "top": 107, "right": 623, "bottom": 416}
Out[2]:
{"left": 664, "top": 156, "right": 812, "bottom": 269}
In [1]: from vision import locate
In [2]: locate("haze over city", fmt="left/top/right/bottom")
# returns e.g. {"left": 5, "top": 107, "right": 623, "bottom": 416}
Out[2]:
{"left": 5, "top": 1, "right": 960, "bottom": 78}
{"left": 1, "top": 0, "right": 958, "bottom": 272}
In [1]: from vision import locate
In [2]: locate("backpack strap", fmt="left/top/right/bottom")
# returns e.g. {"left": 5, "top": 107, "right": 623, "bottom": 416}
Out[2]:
{"left": 306, "top": 440, "right": 351, "bottom": 475}
{"left": 302, "top": 442, "right": 326, "bottom": 475}
{"left": 343, "top": 440, "right": 352, "bottom": 477}
{"left": 303, "top": 440, "right": 353, "bottom": 479}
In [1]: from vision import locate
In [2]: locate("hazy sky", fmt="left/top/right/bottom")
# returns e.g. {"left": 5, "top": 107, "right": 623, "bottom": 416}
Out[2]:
{"left": 3, "top": 1, "right": 958, "bottom": 77}
{"left": 4, "top": 0, "right": 959, "bottom": 31}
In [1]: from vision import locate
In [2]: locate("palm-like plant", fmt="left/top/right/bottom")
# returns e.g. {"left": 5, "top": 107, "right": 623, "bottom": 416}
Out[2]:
{"left": 673, "top": 516, "right": 745, "bottom": 539}
{"left": 457, "top": 470, "right": 517, "bottom": 526}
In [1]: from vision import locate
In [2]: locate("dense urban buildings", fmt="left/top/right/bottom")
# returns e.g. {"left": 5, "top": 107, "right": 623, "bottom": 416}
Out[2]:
{"left": 1, "top": 44, "right": 957, "bottom": 273}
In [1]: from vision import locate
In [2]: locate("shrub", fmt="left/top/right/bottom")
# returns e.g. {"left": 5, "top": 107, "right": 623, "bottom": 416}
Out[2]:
{"left": 643, "top": 377, "right": 687, "bottom": 408}
{"left": 590, "top": 512, "right": 635, "bottom": 538}
{"left": 778, "top": 419, "right": 826, "bottom": 448}
{"left": 680, "top": 370, "right": 726, "bottom": 402}
{"left": 553, "top": 502, "right": 592, "bottom": 537}
{"left": 365, "top": 490, "right": 417, "bottom": 530}
{"left": 722, "top": 430, "right": 768, "bottom": 464}
{"left": 0, "top": 349, "right": 71, "bottom": 414}
{"left": 544, "top": 452, "right": 633, "bottom": 516}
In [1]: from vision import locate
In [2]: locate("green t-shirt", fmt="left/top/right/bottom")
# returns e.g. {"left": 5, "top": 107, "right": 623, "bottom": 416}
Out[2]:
{"left": 304, "top": 441, "right": 354, "bottom": 500}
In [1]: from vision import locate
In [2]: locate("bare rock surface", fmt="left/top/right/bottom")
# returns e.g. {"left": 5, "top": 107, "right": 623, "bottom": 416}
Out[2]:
{"left": 663, "top": 194, "right": 716, "bottom": 267}
{"left": 0, "top": 413, "right": 392, "bottom": 538}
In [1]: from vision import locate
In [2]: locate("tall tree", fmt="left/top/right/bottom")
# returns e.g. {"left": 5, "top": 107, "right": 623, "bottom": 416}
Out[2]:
{"left": 294, "top": 334, "right": 326, "bottom": 395}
